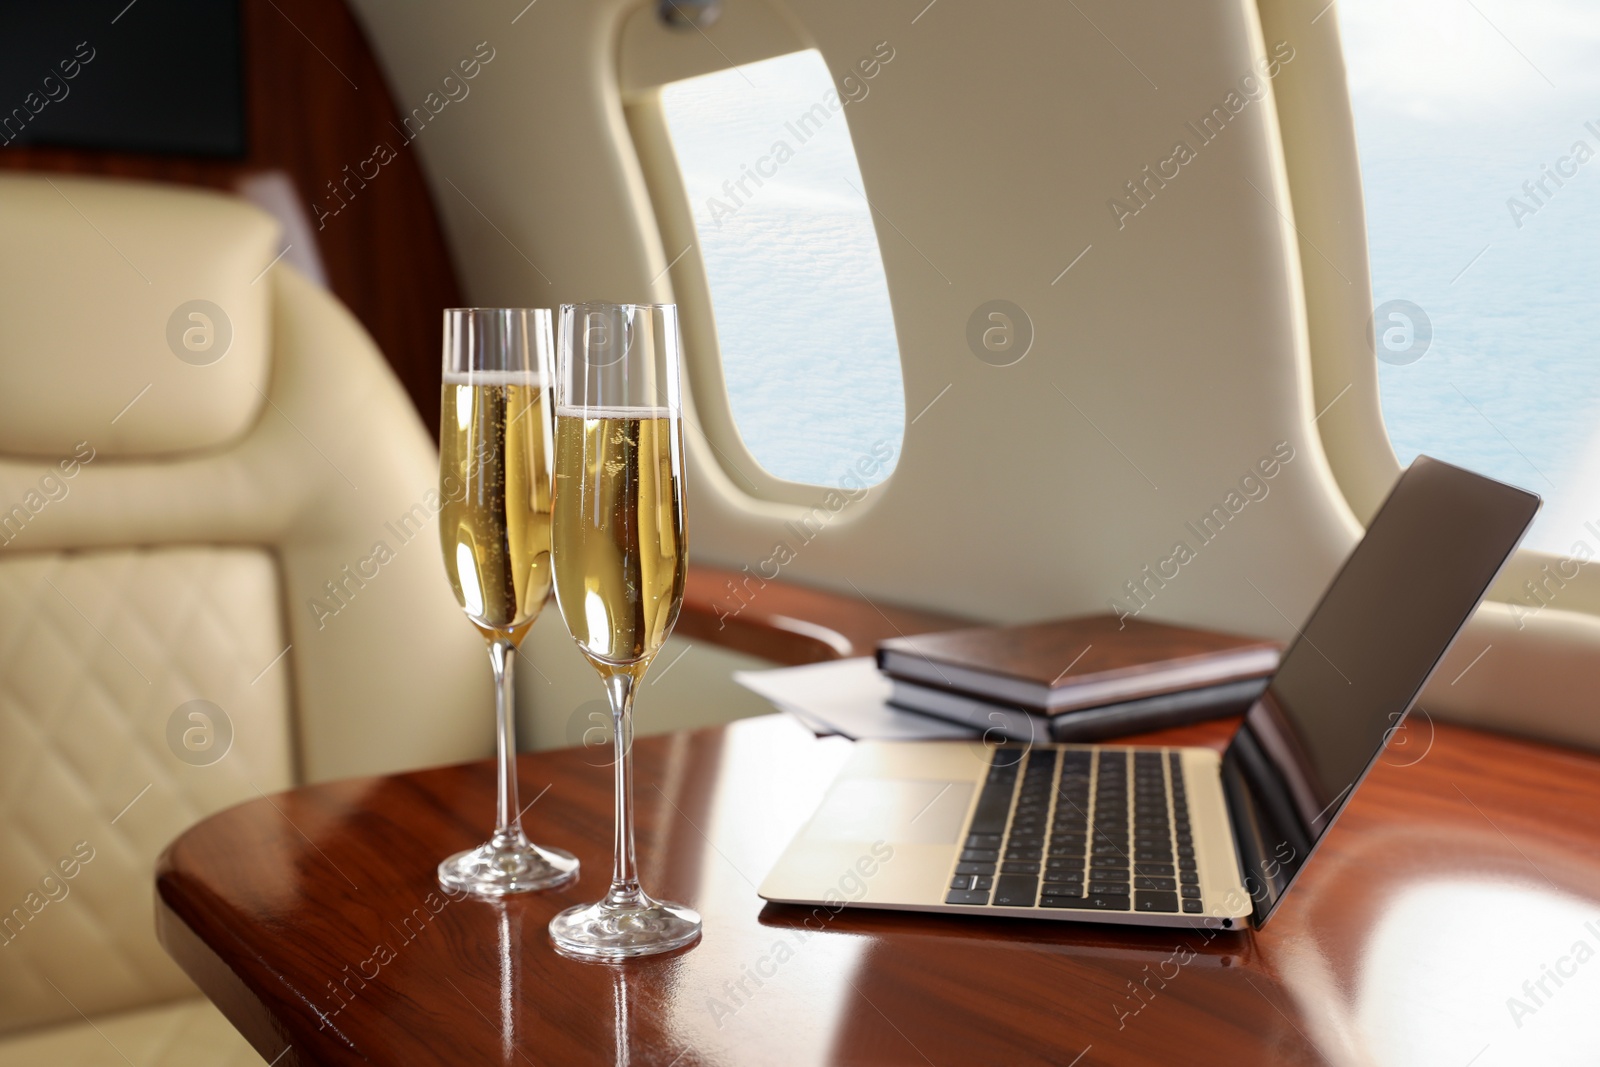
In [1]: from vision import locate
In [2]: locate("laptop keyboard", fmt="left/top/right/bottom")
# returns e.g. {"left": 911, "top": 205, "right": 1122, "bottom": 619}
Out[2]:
{"left": 946, "top": 747, "right": 1202, "bottom": 915}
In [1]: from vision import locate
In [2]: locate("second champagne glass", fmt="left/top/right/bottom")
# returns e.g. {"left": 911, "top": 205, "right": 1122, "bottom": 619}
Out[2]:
{"left": 437, "top": 307, "right": 579, "bottom": 896}
{"left": 547, "top": 302, "right": 701, "bottom": 959}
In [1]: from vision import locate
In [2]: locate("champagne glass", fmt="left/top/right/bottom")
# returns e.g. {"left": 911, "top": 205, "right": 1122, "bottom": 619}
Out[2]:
{"left": 547, "top": 302, "right": 700, "bottom": 959}
{"left": 437, "top": 307, "right": 580, "bottom": 896}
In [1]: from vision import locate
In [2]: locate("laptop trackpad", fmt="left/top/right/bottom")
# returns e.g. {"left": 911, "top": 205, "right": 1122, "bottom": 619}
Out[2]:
{"left": 804, "top": 779, "right": 973, "bottom": 845}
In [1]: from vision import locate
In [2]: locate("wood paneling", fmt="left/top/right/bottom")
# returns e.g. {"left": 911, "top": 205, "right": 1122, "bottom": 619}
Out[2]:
{"left": 0, "top": 0, "right": 460, "bottom": 436}
{"left": 679, "top": 565, "right": 972, "bottom": 665}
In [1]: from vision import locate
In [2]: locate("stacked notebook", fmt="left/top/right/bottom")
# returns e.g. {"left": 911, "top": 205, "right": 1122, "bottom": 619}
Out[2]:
{"left": 876, "top": 615, "right": 1280, "bottom": 742}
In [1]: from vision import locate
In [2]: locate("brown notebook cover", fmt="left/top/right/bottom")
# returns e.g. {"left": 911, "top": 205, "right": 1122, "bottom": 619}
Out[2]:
{"left": 876, "top": 614, "right": 1281, "bottom": 714}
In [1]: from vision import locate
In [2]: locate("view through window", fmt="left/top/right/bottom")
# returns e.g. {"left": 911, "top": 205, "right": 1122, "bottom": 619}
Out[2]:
{"left": 1338, "top": 0, "right": 1600, "bottom": 554}
{"left": 660, "top": 49, "right": 904, "bottom": 489}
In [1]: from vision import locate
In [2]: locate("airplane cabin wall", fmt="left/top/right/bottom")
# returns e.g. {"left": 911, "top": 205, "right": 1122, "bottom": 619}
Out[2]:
{"left": 346, "top": 0, "right": 1600, "bottom": 750}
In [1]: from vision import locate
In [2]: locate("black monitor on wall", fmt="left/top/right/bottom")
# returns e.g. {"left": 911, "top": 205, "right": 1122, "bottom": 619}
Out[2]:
{"left": 0, "top": 0, "right": 245, "bottom": 157}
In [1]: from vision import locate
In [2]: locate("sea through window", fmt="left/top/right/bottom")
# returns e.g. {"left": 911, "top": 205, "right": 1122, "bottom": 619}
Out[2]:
{"left": 1338, "top": 0, "right": 1600, "bottom": 553}
{"left": 659, "top": 48, "right": 904, "bottom": 490}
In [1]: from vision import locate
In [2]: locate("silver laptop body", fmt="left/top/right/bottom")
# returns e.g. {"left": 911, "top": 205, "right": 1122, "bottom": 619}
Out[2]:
{"left": 760, "top": 457, "right": 1539, "bottom": 930}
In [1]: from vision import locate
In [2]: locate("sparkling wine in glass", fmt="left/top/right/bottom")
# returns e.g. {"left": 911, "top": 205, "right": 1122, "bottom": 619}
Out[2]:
{"left": 547, "top": 302, "right": 700, "bottom": 959}
{"left": 436, "top": 307, "right": 579, "bottom": 896}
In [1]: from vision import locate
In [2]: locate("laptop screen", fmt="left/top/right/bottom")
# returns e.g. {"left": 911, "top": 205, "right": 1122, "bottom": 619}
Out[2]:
{"left": 1220, "top": 456, "right": 1538, "bottom": 925}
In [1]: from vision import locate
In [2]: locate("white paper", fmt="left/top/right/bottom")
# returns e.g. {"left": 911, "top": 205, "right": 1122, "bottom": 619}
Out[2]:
{"left": 733, "top": 657, "right": 979, "bottom": 741}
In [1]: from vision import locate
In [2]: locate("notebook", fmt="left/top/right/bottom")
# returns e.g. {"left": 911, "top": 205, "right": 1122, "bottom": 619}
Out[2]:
{"left": 876, "top": 615, "right": 1280, "bottom": 714}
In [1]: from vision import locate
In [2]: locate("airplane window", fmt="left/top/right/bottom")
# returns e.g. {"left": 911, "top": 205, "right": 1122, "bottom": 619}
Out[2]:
{"left": 1338, "top": 0, "right": 1600, "bottom": 554}
{"left": 659, "top": 49, "right": 904, "bottom": 489}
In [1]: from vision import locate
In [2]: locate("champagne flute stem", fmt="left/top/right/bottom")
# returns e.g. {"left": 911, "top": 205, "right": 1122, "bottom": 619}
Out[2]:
{"left": 603, "top": 671, "right": 642, "bottom": 906}
{"left": 490, "top": 638, "right": 525, "bottom": 847}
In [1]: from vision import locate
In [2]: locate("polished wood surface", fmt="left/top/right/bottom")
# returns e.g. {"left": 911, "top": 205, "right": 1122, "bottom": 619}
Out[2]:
{"left": 679, "top": 565, "right": 971, "bottom": 665}
{"left": 157, "top": 711, "right": 1600, "bottom": 1065}
{"left": 0, "top": 0, "right": 462, "bottom": 435}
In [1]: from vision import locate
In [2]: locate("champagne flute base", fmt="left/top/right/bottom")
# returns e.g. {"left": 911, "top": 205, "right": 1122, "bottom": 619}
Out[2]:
{"left": 548, "top": 894, "right": 701, "bottom": 960}
{"left": 437, "top": 837, "right": 579, "bottom": 897}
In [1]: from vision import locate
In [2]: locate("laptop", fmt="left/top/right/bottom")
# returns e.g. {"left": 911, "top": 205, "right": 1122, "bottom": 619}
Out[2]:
{"left": 759, "top": 457, "right": 1540, "bottom": 929}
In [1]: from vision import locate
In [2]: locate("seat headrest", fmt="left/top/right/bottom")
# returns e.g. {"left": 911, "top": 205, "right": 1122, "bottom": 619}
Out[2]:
{"left": 0, "top": 173, "right": 281, "bottom": 459}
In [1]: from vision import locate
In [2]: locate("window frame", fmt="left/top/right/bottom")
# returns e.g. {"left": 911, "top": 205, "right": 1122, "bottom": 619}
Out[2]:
{"left": 618, "top": 14, "right": 904, "bottom": 506}
{"left": 1258, "top": 0, "right": 1600, "bottom": 620}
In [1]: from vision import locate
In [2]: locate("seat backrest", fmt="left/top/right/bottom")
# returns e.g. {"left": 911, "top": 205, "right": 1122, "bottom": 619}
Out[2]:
{"left": 0, "top": 172, "right": 487, "bottom": 1033}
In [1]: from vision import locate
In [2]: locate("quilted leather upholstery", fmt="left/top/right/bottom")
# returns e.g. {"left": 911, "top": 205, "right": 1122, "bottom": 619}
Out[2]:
{"left": 0, "top": 173, "right": 490, "bottom": 1059}
{"left": 0, "top": 549, "right": 293, "bottom": 1032}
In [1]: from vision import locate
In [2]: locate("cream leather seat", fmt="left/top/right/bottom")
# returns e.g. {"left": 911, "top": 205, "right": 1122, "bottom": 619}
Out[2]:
{"left": 0, "top": 173, "right": 489, "bottom": 1064}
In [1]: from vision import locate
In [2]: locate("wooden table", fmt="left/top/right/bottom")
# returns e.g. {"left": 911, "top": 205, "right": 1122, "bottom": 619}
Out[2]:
{"left": 156, "top": 713, "right": 1600, "bottom": 1066}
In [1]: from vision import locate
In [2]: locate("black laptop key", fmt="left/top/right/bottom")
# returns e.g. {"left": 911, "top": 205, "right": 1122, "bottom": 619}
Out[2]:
{"left": 1042, "top": 880, "right": 1083, "bottom": 896}
{"left": 1001, "top": 861, "right": 1040, "bottom": 875}
{"left": 1178, "top": 857, "right": 1197, "bottom": 872}
{"left": 1091, "top": 843, "right": 1125, "bottom": 857}
{"left": 1133, "top": 863, "right": 1173, "bottom": 877}
{"left": 950, "top": 874, "right": 975, "bottom": 890}
{"left": 1180, "top": 884, "right": 1200, "bottom": 898}
{"left": 991, "top": 875, "right": 1038, "bottom": 907}
{"left": 1134, "top": 849, "right": 1171, "bottom": 863}
{"left": 960, "top": 848, "right": 999, "bottom": 863}
{"left": 1135, "top": 891, "right": 1180, "bottom": 913}
{"left": 968, "top": 799, "right": 1013, "bottom": 835}
{"left": 946, "top": 889, "right": 991, "bottom": 905}
{"left": 1089, "top": 866, "right": 1129, "bottom": 882}
{"left": 955, "top": 862, "right": 996, "bottom": 876}
{"left": 1038, "top": 894, "right": 1088, "bottom": 908}
{"left": 1135, "top": 876, "right": 1177, "bottom": 891}
{"left": 1182, "top": 899, "right": 1202, "bottom": 914}
{"left": 966, "top": 833, "right": 1002, "bottom": 849}
{"left": 1005, "top": 847, "right": 1043, "bottom": 861}
{"left": 1179, "top": 871, "right": 1198, "bottom": 884}
{"left": 1083, "top": 893, "right": 1131, "bottom": 911}
{"left": 1088, "top": 881, "right": 1128, "bottom": 895}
